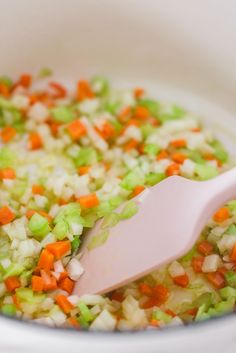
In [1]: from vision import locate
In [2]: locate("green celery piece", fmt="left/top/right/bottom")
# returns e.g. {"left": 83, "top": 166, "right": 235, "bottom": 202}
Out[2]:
{"left": 195, "top": 164, "right": 218, "bottom": 180}
{"left": 74, "top": 147, "right": 98, "bottom": 168}
{"left": 144, "top": 144, "right": 160, "bottom": 156}
{"left": 54, "top": 203, "right": 81, "bottom": 224}
{"left": 120, "top": 168, "right": 145, "bottom": 191}
{"left": 226, "top": 224, "right": 236, "bottom": 235}
{"left": 110, "top": 120, "right": 122, "bottom": 134}
{"left": 145, "top": 172, "right": 165, "bottom": 186}
{"left": 213, "top": 298, "right": 235, "bottom": 314}
{"left": 91, "top": 76, "right": 109, "bottom": 96}
{"left": 220, "top": 286, "right": 236, "bottom": 300}
{"left": 51, "top": 106, "right": 74, "bottom": 123}
{"left": 152, "top": 309, "right": 172, "bottom": 323}
{"left": 0, "top": 97, "right": 14, "bottom": 110}
{"left": 78, "top": 315, "right": 89, "bottom": 328}
{"left": 227, "top": 200, "right": 236, "bottom": 212}
{"left": 28, "top": 213, "right": 51, "bottom": 238}
{"left": 109, "top": 196, "right": 124, "bottom": 209}
{"left": 0, "top": 147, "right": 16, "bottom": 168}
{"left": 119, "top": 201, "right": 138, "bottom": 220}
{"left": 96, "top": 201, "right": 113, "bottom": 217}
{"left": 88, "top": 230, "right": 110, "bottom": 250}
{"left": 193, "top": 292, "right": 214, "bottom": 310}
{"left": 11, "top": 181, "right": 27, "bottom": 199}
{"left": 187, "top": 150, "right": 205, "bottom": 164}
{"left": 0, "top": 76, "right": 13, "bottom": 88}
{"left": 1, "top": 304, "right": 16, "bottom": 316}
{"left": 139, "top": 99, "right": 159, "bottom": 118}
{"left": 101, "top": 213, "right": 119, "bottom": 229}
{"left": 71, "top": 236, "right": 81, "bottom": 252}
{"left": 38, "top": 67, "right": 53, "bottom": 78}
{"left": 140, "top": 124, "right": 155, "bottom": 139}
{"left": 80, "top": 213, "right": 97, "bottom": 228}
{"left": 16, "top": 288, "right": 34, "bottom": 301}
{"left": 211, "top": 140, "right": 228, "bottom": 163}
{"left": 78, "top": 302, "right": 94, "bottom": 322}
{"left": 3, "top": 263, "right": 24, "bottom": 279}
{"left": 225, "top": 271, "right": 236, "bottom": 287}
{"left": 159, "top": 105, "right": 185, "bottom": 122}
{"left": 53, "top": 220, "right": 69, "bottom": 240}
{"left": 103, "top": 101, "right": 120, "bottom": 115}
{"left": 180, "top": 245, "right": 197, "bottom": 262}
{"left": 195, "top": 304, "right": 209, "bottom": 321}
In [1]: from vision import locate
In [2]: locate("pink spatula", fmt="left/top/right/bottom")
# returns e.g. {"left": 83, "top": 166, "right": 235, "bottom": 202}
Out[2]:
{"left": 74, "top": 168, "right": 236, "bottom": 296}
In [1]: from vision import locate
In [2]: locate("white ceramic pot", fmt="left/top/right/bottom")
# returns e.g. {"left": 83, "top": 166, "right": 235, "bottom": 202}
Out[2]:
{"left": 0, "top": 0, "right": 236, "bottom": 352}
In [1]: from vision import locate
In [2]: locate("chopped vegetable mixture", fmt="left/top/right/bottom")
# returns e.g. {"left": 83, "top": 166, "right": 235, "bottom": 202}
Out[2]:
{"left": 0, "top": 72, "right": 235, "bottom": 330}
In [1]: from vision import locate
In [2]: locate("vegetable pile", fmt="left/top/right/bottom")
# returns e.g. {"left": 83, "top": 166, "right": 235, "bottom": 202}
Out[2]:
{"left": 0, "top": 71, "right": 235, "bottom": 330}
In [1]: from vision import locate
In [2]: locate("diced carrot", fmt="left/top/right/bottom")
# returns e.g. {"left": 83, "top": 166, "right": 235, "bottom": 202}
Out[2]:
{"left": 56, "top": 295, "right": 74, "bottom": 314}
{"left": 4, "top": 276, "right": 21, "bottom": 292}
{"left": 230, "top": 245, "right": 236, "bottom": 262}
{"left": 1, "top": 126, "right": 16, "bottom": 143}
{"left": 156, "top": 150, "right": 169, "bottom": 160}
{"left": 218, "top": 266, "right": 228, "bottom": 276}
{"left": 29, "top": 132, "right": 43, "bottom": 150}
{"left": 191, "top": 256, "right": 204, "bottom": 273}
{"left": 18, "top": 74, "right": 32, "bottom": 88}
{"left": 138, "top": 143, "right": 145, "bottom": 154}
{"left": 32, "top": 184, "right": 44, "bottom": 195}
{"left": 67, "top": 119, "right": 87, "bottom": 140}
{"left": 58, "top": 198, "right": 69, "bottom": 206}
{"left": 134, "top": 106, "right": 149, "bottom": 120}
{"left": 206, "top": 271, "right": 225, "bottom": 289}
{"left": 118, "top": 106, "right": 131, "bottom": 123}
{"left": 191, "top": 127, "right": 201, "bottom": 133}
{"left": 0, "top": 206, "right": 15, "bottom": 225}
{"left": 0, "top": 83, "right": 10, "bottom": 97}
{"left": 152, "top": 284, "right": 169, "bottom": 304}
{"left": 165, "top": 309, "right": 176, "bottom": 317}
{"left": 204, "top": 154, "right": 222, "bottom": 168}
{"left": 49, "top": 82, "right": 67, "bottom": 99}
{"left": 78, "top": 193, "right": 99, "bottom": 208}
{"left": 123, "top": 139, "right": 138, "bottom": 152}
{"left": 110, "top": 291, "right": 124, "bottom": 302}
{"left": 213, "top": 207, "right": 230, "bottom": 223}
{"left": 49, "top": 121, "right": 60, "bottom": 137}
{"left": 142, "top": 297, "right": 160, "bottom": 309}
{"left": 166, "top": 163, "right": 180, "bottom": 177}
{"left": 58, "top": 271, "right": 68, "bottom": 281}
{"left": 138, "top": 283, "right": 153, "bottom": 296}
{"left": 134, "top": 87, "right": 145, "bottom": 99}
{"left": 46, "top": 241, "right": 71, "bottom": 259}
{"left": 132, "top": 185, "right": 145, "bottom": 198}
{"left": 170, "top": 139, "right": 187, "bottom": 148}
{"left": 40, "top": 270, "right": 58, "bottom": 291}
{"left": 173, "top": 274, "right": 189, "bottom": 287}
{"left": 31, "top": 275, "right": 44, "bottom": 292}
{"left": 171, "top": 152, "right": 187, "bottom": 164}
{"left": 125, "top": 119, "right": 141, "bottom": 128}
{"left": 149, "top": 318, "right": 159, "bottom": 327}
{"left": 97, "top": 121, "right": 115, "bottom": 140}
{"left": 38, "top": 249, "right": 54, "bottom": 271}
{"left": 78, "top": 165, "right": 90, "bottom": 176}
{"left": 12, "top": 294, "right": 21, "bottom": 309}
{"left": 58, "top": 277, "right": 75, "bottom": 294}
{"left": 197, "top": 241, "right": 213, "bottom": 256}
{"left": 68, "top": 316, "right": 80, "bottom": 328}
{"left": 0, "top": 168, "right": 16, "bottom": 179}
{"left": 77, "top": 80, "right": 94, "bottom": 101}
{"left": 184, "top": 308, "right": 198, "bottom": 316}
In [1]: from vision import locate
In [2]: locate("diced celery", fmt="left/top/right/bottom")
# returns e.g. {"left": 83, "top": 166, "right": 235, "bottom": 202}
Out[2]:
{"left": 225, "top": 271, "right": 236, "bottom": 287}
{"left": 0, "top": 76, "right": 13, "bottom": 88}
{"left": 91, "top": 76, "right": 109, "bottom": 96}
{"left": 193, "top": 292, "right": 214, "bottom": 310}
{"left": 195, "top": 164, "right": 218, "bottom": 180}
{"left": 16, "top": 288, "right": 34, "bottom": 301}
{"left": 220, "top": 286, "right": 236, "bottom": 300}
{"left": 145, "top": 172, "right": 165, "bottom": 186}
{"left": 0, "top": 147, "right": 16, "bottom": 168}
{"left": 211, "top": 140, "right": 228, "bottom": 163}
{"left": 54, "top": 203, "right": 81, "bottom": 224}
{"left": 139, "top": 99, "right": 159, "bottom": 118}
{"left": 120, "top": 169, "right": 145, "bottom": 191}
{"left": 1, "top": 304, "right": 16, "bottom": 316}
{"left": 51, "top": 106, "right": 74, "bottom": 123}
{"left": 103, "top": 101, "right": 120, "bottom": 115}
{"left": 109, "top": 196, "right": 124, "bottom": 209}
{"left": 152, "top": 309, "right": 172, "bottom": 323}
{"left": 80, "top": 213, "right": 96, "bottom": 228}
{"left": 159, "top": 105, "right": 185, "bottom": 122}
{"left": 88, "top": 230, "right": 110, "bottom": 250}
{"left": 78, "top": 302, "right": 94, "bottom": 322}
{"left": 101, "top": 213, "right": 119, "bottom": 229}
{"left": 227, "top": 200, "right": 236, "bottom": 212}
{"left": 180, "top": 245, "right": 197, "bottom": 262}
{"left": 11, "top": 181, "right": 27, "bottom": 199}
{"left": 195, "top": 304, "right": 209, "bottom": 321}
{"left": 38, "top": 67, "right": 53, "bottom": 78}
{"left": 71, "top": 236, "right": 81, "bottom": 252}
{"left": 74, "top": 147, "right": 98, "bottom": 168}
{"left": 119, "top": 201, "right": 138, "bottom": 220}
{"left": 96, "top": 201, "right": 113, "bottom": 217}
{"left": 140, "top": 124, "right": 155, "bottom": 139}
{"left": 53, "top": 220, "right": 69, "bottom": 240}
{"left": 187, "top": 150, "right": 205, "bottom": 164}
{"left": 144, "top": 144, "right": 160, "bottom": 156}
{"left": 3, "top": 263, "right": 24, "bottom": 279}
{"left": 28, "top": 213, "right": 51, "bottom": 238}
{"left": 78, "top": 315, "right": 89, "bottom": 328}
{"left": 110, "top": 120, "right": 122, "bottom": 133}
{"left": 214, "top": 298, "right": 235, "bottom": 314}
{"left": 226, "top": 224, "right": 236, "bottom": 235}
{"left": 0, "top": 97, "right": 14, "bottom": 110}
